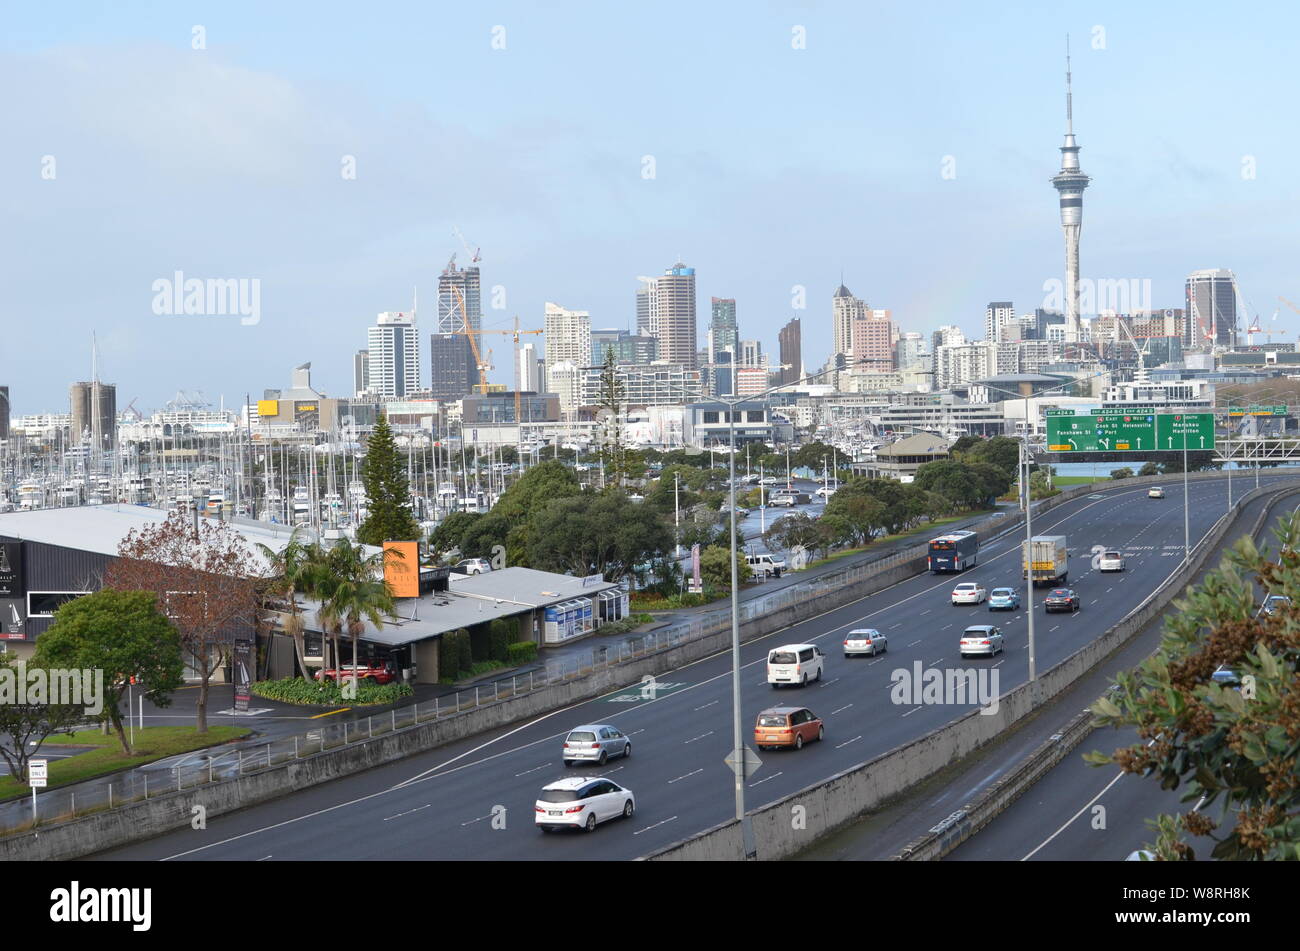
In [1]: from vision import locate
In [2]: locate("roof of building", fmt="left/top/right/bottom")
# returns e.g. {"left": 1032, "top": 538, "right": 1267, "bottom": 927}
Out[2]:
{"left": 448, "top": 566, "right": 620, "bottom": 608}
{"left": 833, "top": 284, "right": 854, "bottom": 299}
{"left": 874, "top": 433, "right": 950, "bottom": 457}
{"left": 0, "top": 504, "right": 355, "bottom": 571}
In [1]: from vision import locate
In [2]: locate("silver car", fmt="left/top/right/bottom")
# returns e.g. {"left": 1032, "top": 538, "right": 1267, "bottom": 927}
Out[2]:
{"left": 959, "top": 624, "right": 1004, "bottom": 658}
{"left": 843, "top": 628, "right": 887, "bottom": 658}
{"left": 1098, "top": 550, "right": 1125, "bottom": 572}
{"left": 562, "top": 724, "right": 631, "bottom": 766}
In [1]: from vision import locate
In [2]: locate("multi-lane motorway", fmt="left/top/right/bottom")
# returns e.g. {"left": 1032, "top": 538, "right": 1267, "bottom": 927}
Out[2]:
{"left": 95, "top": 474, "right": 1293, "bottom": 860}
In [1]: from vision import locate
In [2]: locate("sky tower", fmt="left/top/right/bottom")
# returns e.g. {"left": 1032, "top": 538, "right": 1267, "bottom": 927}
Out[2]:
{"left": 1051, "top": 37, "right": 1090, "bottom": 343}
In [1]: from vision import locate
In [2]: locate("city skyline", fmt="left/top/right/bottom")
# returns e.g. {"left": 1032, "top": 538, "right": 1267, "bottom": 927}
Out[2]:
{"left": 5, "top": 2, "right": 1298, "bottom": 413}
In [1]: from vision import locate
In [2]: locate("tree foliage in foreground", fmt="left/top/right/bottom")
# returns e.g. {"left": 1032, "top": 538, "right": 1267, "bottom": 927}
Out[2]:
{"left": 1086, "top": 512, "right": 1300, "bottom": 860}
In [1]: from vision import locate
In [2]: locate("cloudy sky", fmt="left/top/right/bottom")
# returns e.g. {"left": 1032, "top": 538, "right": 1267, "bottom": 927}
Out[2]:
{"left": 4, "top": 1, "right": 1297, "bottom": 414}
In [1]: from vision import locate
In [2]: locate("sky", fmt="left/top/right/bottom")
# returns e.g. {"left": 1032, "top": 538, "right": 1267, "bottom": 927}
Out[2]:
{"left": 4, "top": 1, "right": 1299, "bottom": 415}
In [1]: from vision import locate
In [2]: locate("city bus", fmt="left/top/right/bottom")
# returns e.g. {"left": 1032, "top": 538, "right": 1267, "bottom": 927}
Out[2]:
{"left": 928, "top": 530, "right": 979, "bottom": 573}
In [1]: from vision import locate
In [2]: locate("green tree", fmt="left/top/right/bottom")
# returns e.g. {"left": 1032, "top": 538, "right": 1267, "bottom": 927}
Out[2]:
{"left": 1085, "top": 516, "right": 1300, "bottom": 860}
{"left": 959, "top": 436, "right": 1022, "bottom": 480}
{"left": 357, "top": 414, "right": 421, "bottom": 545}
{"left": 33, "top": 590, "right": 184, "bottom": 755}
{"left": 527, "top": 491, "right": 672, "bottom": 580}
{"left": 1110, "top": 467, "right": 1135, "bottom": 480}
{"left": 597, "top": 349, "right": 629, "bottom": 488}
{"left": 317, "top": 539, "right": 398, "bottom": 697}
{"left": 0, "top": 656, "right": 84, "bottom": 783}
{"left": 699, "top": 544, "right": 752, "bottom": 591}
{"left": 428, "top": 510, "right": 483, "bottom": 559}
{"left": 492, "top": 459, "right": 582, "bottom": 566}
{"left": 255, "top": 525, "right": 329, "bottom": 679}
{"left": 1139, "top": 462, "right": 1161, "bottom": 477}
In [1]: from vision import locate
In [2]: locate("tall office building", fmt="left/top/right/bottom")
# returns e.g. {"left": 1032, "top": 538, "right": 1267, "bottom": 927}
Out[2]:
{"left": 437, "top": 259, "right": 481, "bottom": 333}
{"left": 591, "top": 328, "right": 657, "bottom": 366}
{"left": 895, "top": 332, "right": 928, "bottom": 371}
{"left": 635, "top": 280, "right": 653, "bottom": 336}
{"left": 985, "top": 302, "right": 1015, "bottom": 342}
{"left": 851, "top": 310, "right": 894, "bottom": 371}
{"left": 738, "top": 339, "right": 763, "bottom": 367}
{"left": 352, "top": 350, "right": 370, "bottom": 398}
{"left": 0, "top": 385, "right": 9, "bottom": 440}
{"left": 544, "top": 303, "right": 592, "bottom": 383}
{"left": 517, "top": 342, "right": 542, "bottom": 393}
{"left": 429, "top": 333, "right": 478, "bottom": 400}
{"left": 69, "top": 381, "right": 116, "bottom": 450}
{"left": 832, "top": 283, "right": 869, "bottom": 361}
{"left": 648, "top": 262, "right": 698, "bottom": 369}
{"left": 1184, "top": 269, "right": 1238, "bottom": 349}
{"left": 709, "top": 298, "right": 738, "bottom": 354}
{"left": 778, "top": 318, "right": 802, "bottom": 386}
{"left": 1050, "top": 41, "right": 1091, "bottom": 343}
{"left": 367, "top": 311, "right": 421, "bottom": 398}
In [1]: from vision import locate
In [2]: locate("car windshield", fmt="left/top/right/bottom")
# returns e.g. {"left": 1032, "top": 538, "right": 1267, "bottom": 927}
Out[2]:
{"left": 850, "top": 631, "right": 875, "bottom": 639}
{"left": 758, "top": 715, "right": 789, "bottom": 727}
{"left": 566, "top": 732, "right": 595, "bottom": 743}
{"left": 1104, "top": 552, "right": 1121, "bottom": 558}
{"left": 539, "top": 789, "right": 580, "bottom": 803}
{"left": 963, "top": 628, "right": 989, "bottom": 636}
{"left": 770, "top": 651, "right": 798, "bottom": 664}
{"left": 992, "top": 589, "right": 1012, "bottom": 596}
{"left": 956, "top": 584, "right": 976, "bottom": 591}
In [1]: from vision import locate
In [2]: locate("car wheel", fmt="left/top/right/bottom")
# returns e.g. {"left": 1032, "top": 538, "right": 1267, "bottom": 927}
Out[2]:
{"left": 623, "top": 742, "right": 631, "bottom": 759}
{"left": 540, "top": 825, "right": 554, "bottom": 834}
{"left": 844, "top": 653, "right": 851, "bottom": 659}
{"left": 817, "top": 725, "right": 825, "bottom": 742}
{"left": 585, "top": 813, "right": 597, "bottom": 832}
{"left": 563, "top": 759, "right": 573, "bottom": 768}
{"left": 800, "top": 673, "right": 807, "bottom": 686}
{"left": 794, "top": 733, "right": 804, "bottom": 750}
{"left": 598, "top": 751, "right": 608, "bottom": 766}
{"left": 623, "top": 799, "right": 634, "bottom": 819}
{"left": 814, "top": 667, "right": 822, "bottom": 682}
{"left": 960, "top": 652, "right": 966, "bottom": 660}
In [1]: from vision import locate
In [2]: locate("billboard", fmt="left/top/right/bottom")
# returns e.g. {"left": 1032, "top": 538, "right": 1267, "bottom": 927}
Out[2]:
{"left": 383, "top": 541, "right": 420, "bottom": 598}
{"left": 0, "top": 542, "right": 23, "bottom": 598}
{"left": 257, "top": 399, "right": 280, "bottom": 419}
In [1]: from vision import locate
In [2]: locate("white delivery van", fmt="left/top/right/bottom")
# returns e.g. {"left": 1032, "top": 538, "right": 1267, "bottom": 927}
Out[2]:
{"left": 746, "top": 552, "right": 786, "bottom": 578}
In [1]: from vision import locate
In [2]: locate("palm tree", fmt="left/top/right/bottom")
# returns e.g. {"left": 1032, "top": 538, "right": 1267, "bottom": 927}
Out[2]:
{"left": 256, "top": 527, "right": 333, "bottom": 680}
{"left": 317, "top": 539, "right": 397, "bottom": 695}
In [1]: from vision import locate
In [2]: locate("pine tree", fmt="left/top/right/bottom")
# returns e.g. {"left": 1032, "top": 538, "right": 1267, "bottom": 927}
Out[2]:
{"left": 357, "top": 414, "right": 421, "bottom": 545}
{"left": 598, "top": 349, "right": 628, "bottom": 488}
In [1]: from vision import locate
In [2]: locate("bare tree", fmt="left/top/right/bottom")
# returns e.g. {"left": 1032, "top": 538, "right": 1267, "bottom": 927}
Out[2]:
{"left": 105, "top": 512, "right": 260, "bottom": 733}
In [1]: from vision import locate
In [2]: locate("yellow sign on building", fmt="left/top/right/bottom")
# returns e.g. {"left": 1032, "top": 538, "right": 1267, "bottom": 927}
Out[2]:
{"left": 257, "top": 399, "right": 280, "bottom": 419}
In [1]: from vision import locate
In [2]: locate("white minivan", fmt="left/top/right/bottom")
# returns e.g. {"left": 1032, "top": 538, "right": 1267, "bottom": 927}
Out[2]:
{"left": 767, "top": 644, "right": 824, "bottom": 687}
{"left": 746, "top": 553, "right": 786, "bottom": 578}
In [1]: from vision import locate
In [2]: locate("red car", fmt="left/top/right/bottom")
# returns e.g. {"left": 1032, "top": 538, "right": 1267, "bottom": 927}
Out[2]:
{"left": 754, "top": 706, "right": 824, "bottom": 751}
{"left": 314, "top": 664, "right": 395, "bottom": 685}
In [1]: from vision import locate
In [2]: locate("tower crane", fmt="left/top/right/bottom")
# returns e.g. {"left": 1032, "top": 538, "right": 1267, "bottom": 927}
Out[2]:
{"left": 452, "top": 227, "right": 481, "bottom": 265}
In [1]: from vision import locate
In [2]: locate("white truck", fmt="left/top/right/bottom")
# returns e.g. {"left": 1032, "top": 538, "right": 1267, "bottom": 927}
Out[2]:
{"left": 1022, "top": 534, "right": 1068, "bottom": 586}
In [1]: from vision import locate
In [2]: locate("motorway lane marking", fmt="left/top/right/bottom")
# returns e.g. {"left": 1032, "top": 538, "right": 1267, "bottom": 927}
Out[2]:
{"left": 514, "top": 763, "right": 552, "bottom": 777}
{"left": 920, "top": 609, "right": 931, "bottom": 615}
{"left": 901, "top": 707, "right": 921, "bottom": 717}
{"left": 693, "top": 699, "right": 719, "bottom": 711}
{"left": 819, "top": 678, "right": 840, "bottom": 687}
{"left": 684, "top": 731, "right": 715, "bottom": 744}
{"left": 633, "top": 816, "right": 678, "bottom": 835}
{"left": 748, "top": 771, "right": 784, "bottom": 787}
{"left": 926, "top": 658, "right": 944, "bottom": 668}
{"left": 257, "top": 855, "right": 272, "bottom": 861}
{"left": 668, "top": 768, "right": 704, "bottom": 784}
{"left": 868, "top": 656, "right": 889, "bottom": 666}
{"left": 889, "top": 623, "right": 903, "bottom": 629}
{"left": 830, "top": 703, "right": 853, "bottom": 715}
{"left": 835, "top": 735, "right": 862, "bottom": 749}
{"left": 1050, "top": 625, "right": 1060, "bottom": 631}
{"left": 461, "top": 812, "right": 496, "bottom": 826}
{"left": 907, "top": 639, "right": 922, "bottom": 647}
{"left": 384, "top": 804, "right": 431, "bottom": 821}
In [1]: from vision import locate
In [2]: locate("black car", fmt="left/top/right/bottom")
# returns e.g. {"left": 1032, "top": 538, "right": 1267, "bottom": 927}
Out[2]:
{"left": 1043, "top": 587, "right": 1080, "bottom": 613}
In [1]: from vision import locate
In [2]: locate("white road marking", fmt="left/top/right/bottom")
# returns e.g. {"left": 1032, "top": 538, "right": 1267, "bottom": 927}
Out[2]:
{"left": 668, "top": 768, "right": 704, "bottom": 784}
{"left": 749, "top": 772, "right": 784, "bottom": 787}
{"left": 907, "top": 639, "right": 922, "bottom": 647}
{"left": 830, "top": 703, "right": 853, "bottom": 715}
{"left": 693, "top": 700, "right": 719, "bottom": 711}
{"left": 684, "top": 731, "right": 715, "bottom": 744}
{"left": 835, "top": 735, "right": 863, "bottom": 749}
{"left": 633, "top": 816, "right": 678, "bottom": 835}
{"left": 383, "top": 804, "right": 431, "bottom": 821}
{"left": 514, "top": 763, "right": 551, "bottom": 777}
{"left": 901, "top": 707, "right": 921, "bottom": 717}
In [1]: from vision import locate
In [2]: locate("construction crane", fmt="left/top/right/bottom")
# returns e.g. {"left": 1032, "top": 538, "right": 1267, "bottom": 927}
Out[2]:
{"left": 452, "top": 227, "right": 481, "bottom": 265}
{"left": 449, "top": 286, "right": 543, "bottom": 415}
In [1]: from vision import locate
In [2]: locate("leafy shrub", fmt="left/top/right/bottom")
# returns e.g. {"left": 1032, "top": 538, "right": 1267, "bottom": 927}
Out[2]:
{"left": 251, "top": 677, "right": 413, "bottom": 706}
{"left": 506, "top": 641, "right": 538, "bottom": 665}
{"left": 488, "top": 619, "right": 514, "bottom": 663}
{"left": 1111, "top": 468, "right": 1134, "bottom": 480}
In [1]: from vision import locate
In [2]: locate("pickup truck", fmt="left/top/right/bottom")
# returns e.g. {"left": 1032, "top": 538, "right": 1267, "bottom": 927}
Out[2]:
{"left": 1022, "top": 535, "right": 1068, "bottom": 586}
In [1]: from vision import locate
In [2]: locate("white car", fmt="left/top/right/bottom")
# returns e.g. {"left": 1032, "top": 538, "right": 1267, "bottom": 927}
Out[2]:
{"left": 959, "top": 624, "right": 1004, "bottom": 658}
{"left": 1148, "top": 486, "right": 1165, "bottom": 499}
{"left": 1098, "top": 550, "right": 1125, "bottom": 572}
{"left": 843, "top": 628, "right": 887, "bottom": 658}
{"left": 767, "top": 644, "right": 824, "bottom": 687}
{"left": 535, "top": 777, "right": 635, "bottom": 833}
{"left": 768, "top": 494, "right": 797, "bottom": 508}
{"left": 951, "top": 582, "right": 987, "bottom": 605}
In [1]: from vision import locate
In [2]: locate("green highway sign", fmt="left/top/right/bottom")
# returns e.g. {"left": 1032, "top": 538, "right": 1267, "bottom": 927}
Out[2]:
{"left": 1044, "top": 408, "right": 1076, "bottom": 417}
{"left": 1226, "top": 405, "right": 1287, "bottom": 417}
{"left": 1046, "top": 412, "right": 1215, "bottom": 453}
{"left": 1156, "top": 412, "right": 1216, "bottom": 450}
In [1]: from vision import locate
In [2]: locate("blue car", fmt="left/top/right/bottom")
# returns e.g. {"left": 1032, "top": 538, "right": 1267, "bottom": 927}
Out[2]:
{"left": 988, "top": 587, "right": 1020, "bottom": 611}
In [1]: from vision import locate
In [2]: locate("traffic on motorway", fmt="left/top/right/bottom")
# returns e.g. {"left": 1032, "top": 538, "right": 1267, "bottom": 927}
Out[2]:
{"left": 92, "top": 476, "right": 1285, "bottom": 861}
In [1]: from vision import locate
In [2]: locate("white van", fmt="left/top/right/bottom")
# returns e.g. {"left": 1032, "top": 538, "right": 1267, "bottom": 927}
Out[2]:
{"left": 767, "top": 644, "right": 824, "bottom": 687}
{"left": 746, "top": 553, "right": 786, "bottom": 578}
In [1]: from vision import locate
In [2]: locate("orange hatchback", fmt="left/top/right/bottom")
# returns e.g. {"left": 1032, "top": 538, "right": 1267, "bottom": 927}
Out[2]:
{"left": 754, "top": 707, "right": 824, "bottom": 751}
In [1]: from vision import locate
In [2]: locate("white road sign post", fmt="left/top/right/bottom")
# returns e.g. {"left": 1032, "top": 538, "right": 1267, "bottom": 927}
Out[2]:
{"left": 29, "top": 758, "right": 47, "bottom": 822}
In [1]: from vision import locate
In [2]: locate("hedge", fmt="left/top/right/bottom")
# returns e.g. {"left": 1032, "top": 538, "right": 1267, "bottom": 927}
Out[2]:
{"left": 251, "top": 677, "right": 414, "bottom": 707}
{"left": 507, "top": 641, "right": 538, "bottom": 665}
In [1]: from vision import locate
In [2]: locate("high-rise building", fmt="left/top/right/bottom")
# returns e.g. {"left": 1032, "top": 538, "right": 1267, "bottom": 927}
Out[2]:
{"left": 985, "top": 302, "right": 1015, "bottom": 342}
{"left": 710, "top": 298, "right": 738, "bottom": 354}
{"left": 851, "top": 310, "right": 895, "bottom": 372}
{"left": 778, "top": 318, "right": 802, "bottom": 386}
{"left": 544, "top": 303, "right": 592, "bottom": 384}
{"left": 738, "top": 339, "right": 763, "bottom": 367}
{"left": 591, "top": 329, "right": 657, "bottom": 366}
{"left": 429, "top": 333, "right": 477, "bottom": 400}
{"left": 437, "top": 260, "right": 481, "bottom": 334}
{"left": 832, "top": 283, "right": 868, "bottom": 360}
{"left": 0, "top": 385, "right": 9, "bottom": 440}
{"left": 352, "top": 350, "right": 370, "bottom": 398}
{"left": 935, "top": 342, "right": 995, "bottom": 390}
{"left": 648, "top": 262, "right": 698, "bottom": 369}
{"left": 895, "top": 332, "right": 927, "bottom": 371}
{"left": 1184, "top": 270, "right": 1238, "bottom": 349}
{"left": 517, "top": 342, "right": 542, "bottom": 393}
{"left": 546, "top": 360, "right": 583, "bottom": 416}
{"left": 636, "top": 280, "right": 653, "bottom": 336}
{"left": 1050, "top": 41, "right": 1090, "bottom": 343}
{"left": 367, "top": 311, "right": 421, "bottom": 398}
{"left": 69, "top": 381, "right": 116, "bottom": 450}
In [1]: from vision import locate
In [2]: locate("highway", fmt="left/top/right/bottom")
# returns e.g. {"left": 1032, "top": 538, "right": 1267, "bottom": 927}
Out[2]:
{"left": 92, "top": 474, "right": 1293, "bottom": 860}
{"left": 945, "top": 489, "right": 1297, "bottom": 862}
